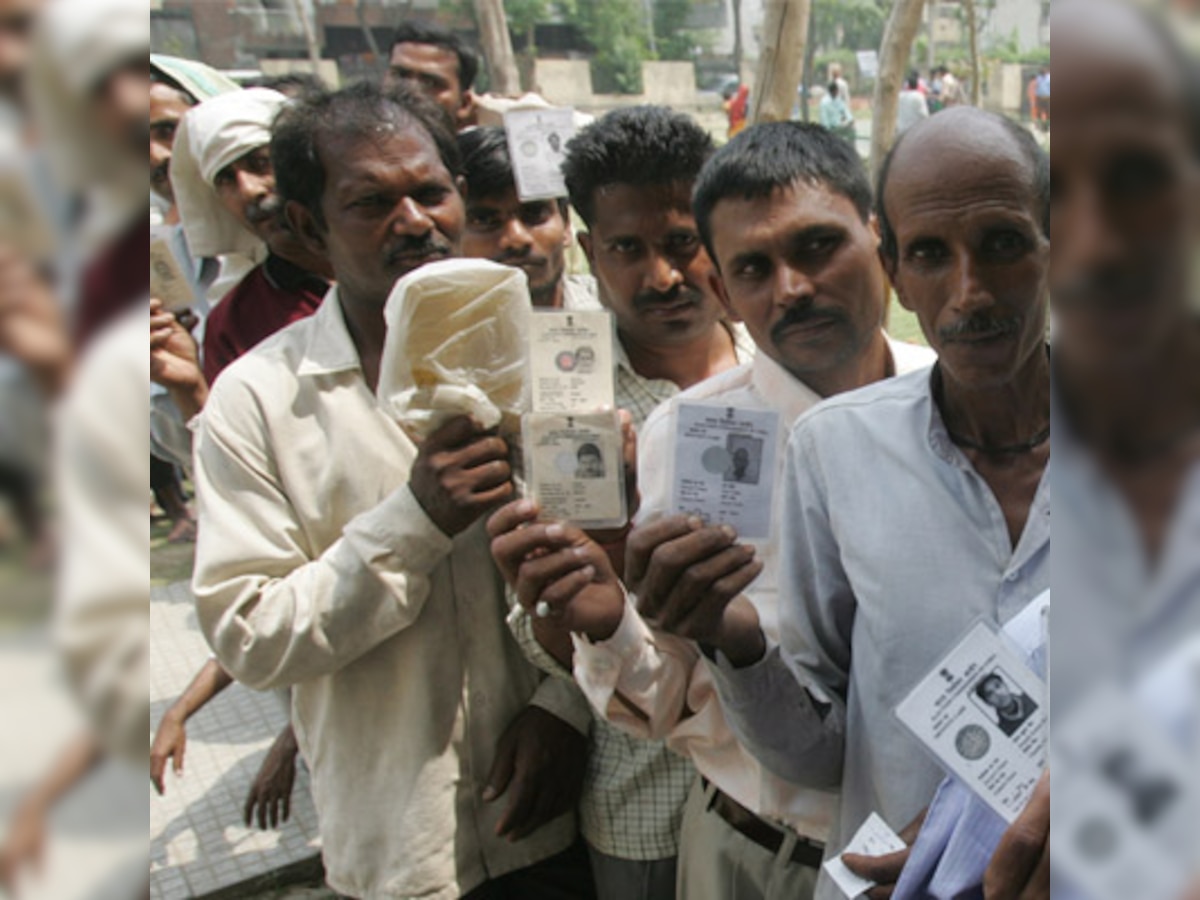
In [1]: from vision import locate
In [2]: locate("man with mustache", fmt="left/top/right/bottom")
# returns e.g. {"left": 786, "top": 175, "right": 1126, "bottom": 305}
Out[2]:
{"left": 191, "top": 81, "right": 595, "bottom": 900}
{"left": 489, "top": 122, "right": 932, "bottom": 900}
{"left": 458, "top": 125, "right": 598, "bottom": 310}
{"left": 643, "top": 106, "right": 1046, "bottom": 899}
{"left": 494, "top": 105, "right": 752, "bottom": 900}
{"left": 383, "top": 20, "right": 477, "bottom": 131}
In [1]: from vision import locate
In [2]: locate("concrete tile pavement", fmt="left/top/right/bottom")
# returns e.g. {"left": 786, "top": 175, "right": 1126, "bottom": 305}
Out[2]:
{"left": 150, "top": 579, "right": 322, "bottom": 899}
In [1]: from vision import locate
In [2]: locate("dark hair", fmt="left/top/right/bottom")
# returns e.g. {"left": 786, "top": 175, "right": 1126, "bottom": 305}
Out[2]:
{"left": 390, "top": 21, "right": 479, "bottom": 92}
{"left": 876, "top": 109, "right": 1050, "bottom": 262}
{"left": 457, "top": 126, "right": 568, "bottom": 214}
{"left": 252, "top": 72, "right": 326, "bottom": 100}
{"left": 904, "top": 73, "right": 919, "bottom": 90}
{"left": 692, "top": 121, "right": 872, "bottom": 265}
{"left": 562, "top": 105, "right": 715, "bottom": 226}
{"left": 827, "top": 81, "right": 839, "bottom": 98}
{"left": 271, "top": 80, "right": 461, "bottom": 227}
{"left": 974, "top": 673, "right": 1007, "bottom": 702}
{"left": 577, "top": 443, "right": 601, "bottom": 458}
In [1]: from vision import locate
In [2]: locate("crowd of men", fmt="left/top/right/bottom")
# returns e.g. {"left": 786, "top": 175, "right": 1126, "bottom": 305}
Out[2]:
{"left": 0, "top": 0, "right": 1197, "bottom": 898}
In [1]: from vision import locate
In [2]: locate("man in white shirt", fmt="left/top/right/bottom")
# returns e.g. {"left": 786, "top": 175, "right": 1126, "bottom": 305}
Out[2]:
{"left": 193, "top": 81, "right": 594, "bottom": 900}
{"left": 896, "top": 73, "right": 929, "bottom": 135}
{"left": 488, "top": 121, "right": 934, "bottom": 899}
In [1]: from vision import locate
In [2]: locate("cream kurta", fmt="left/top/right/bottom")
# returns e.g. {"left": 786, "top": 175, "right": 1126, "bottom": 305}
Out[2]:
{"left": 192, "top": 291, "right": 585, "bottom": 900}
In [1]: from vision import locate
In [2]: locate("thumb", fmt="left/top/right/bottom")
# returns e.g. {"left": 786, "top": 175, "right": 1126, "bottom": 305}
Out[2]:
{"left": 483, "top": 738, "right": 516, "bottom": 802}
{"left": 174, "top": 739, "right": 186, "bottom": 776}
{"left": 842, "top": 847, "right": 909, "bottom": 882}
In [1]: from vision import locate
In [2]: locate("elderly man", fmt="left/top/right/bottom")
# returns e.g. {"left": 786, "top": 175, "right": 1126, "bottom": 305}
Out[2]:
{"left": 384, "top": 20, "right": 477, "bottom": 130}
{"left": 192, "top": 81, "right": 595, "bottom": 900}
{"left": 489, "top": 122, "right": 934, "bottom": 899}
{"left": 458, "top": 126, "right": 596, "bottom": 310}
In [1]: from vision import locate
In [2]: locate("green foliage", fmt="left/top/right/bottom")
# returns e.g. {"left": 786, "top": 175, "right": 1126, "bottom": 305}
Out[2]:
{"left": 561, "top": 0, "right": 650, "bottom": 93}
{"left": 507, "top": 0, "right": 551, "bottom": 49}
{"left": 812, "top": 0, "right": 886, "bottom": 52}
{"left": 654, "top": 0, "right": 698, "bottom": 61}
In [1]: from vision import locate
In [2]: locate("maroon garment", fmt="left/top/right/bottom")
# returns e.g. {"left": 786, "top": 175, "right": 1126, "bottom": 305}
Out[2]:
{"left": 75, "top": 217, "right": 149, "bottom": 351}
{"left": 202, "top": 253, "right": 328, "bottom": 385}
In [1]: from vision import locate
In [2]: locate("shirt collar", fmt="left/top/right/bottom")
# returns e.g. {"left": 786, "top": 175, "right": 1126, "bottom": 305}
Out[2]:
{"left": 615, "top": 319, "right": 755, "bottom": 375}
{"left": 297, "top": 286, "right": 364, "bottom": 377}
{"left": 749, "top": 351, "right": 821, "bottom": 428}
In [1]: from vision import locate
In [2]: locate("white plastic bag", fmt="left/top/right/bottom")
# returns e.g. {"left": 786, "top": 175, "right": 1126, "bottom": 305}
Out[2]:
{"left": 377, "top": 258, "right": 532, "bottom": 440}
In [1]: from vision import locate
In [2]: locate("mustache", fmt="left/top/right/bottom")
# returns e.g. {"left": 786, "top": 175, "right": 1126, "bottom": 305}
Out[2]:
{"left": 151, "top": 160, "right": 170, "bottom": 187}
{"left": 1053, "top": 267, "right": 1159, "bottom": 312}
{"left": 632, "top": 285, "right": 703, "bottom": 313}
{"left": 498, "top": 247, "right": 548, "bottom": 267}
{"left": 769, "top": 302, "right": 848, "bottom": 344}
{"left": 244, "top": 193, "right": 284, "bottom": 226}
{"left": 937, "top": 311, "right": 1022, "bottom": 343}
{"left": 386, "top": 234, "right": 452, "bottom": 266}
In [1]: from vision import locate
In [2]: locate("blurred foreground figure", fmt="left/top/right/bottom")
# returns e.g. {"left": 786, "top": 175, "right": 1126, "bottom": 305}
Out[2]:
{"left": 0, "top": 0, "right": 149, "bottom": 896}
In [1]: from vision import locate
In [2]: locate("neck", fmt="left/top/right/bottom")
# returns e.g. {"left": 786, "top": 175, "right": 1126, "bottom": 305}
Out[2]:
{"left": 799, "top": 331, "right": 893, "bottom": 398}
{"left": 620, "top": 323, "right": 737, "bottom": 390}
{"left": 269, "top": 234, "right": 335, "bottom": 281}
{"left": 1058, "top": 319, "right": 1200, "bottom": 460}
{"left": 938, "top": 348, "right": 1051, "bottom": 449}
{"left": 532, "top": 279, "right": 564, "bottom": 309}
{"left": 338, "top": 289, "right": 387, "bottom": 391}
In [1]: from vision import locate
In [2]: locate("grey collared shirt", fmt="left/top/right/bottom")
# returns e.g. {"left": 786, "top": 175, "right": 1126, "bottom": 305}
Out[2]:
{"left": 709, "top": 367, "right": 1050, "bottom": 900}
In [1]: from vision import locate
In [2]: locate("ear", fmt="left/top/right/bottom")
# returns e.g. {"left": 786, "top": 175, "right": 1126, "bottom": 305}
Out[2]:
{"left": 457, "top": 90, "right": 478, "bottom": 129}
{"left": 285, "top": 199, "right": 327, "bottom": 258}
{"left": 878, "top": 247, "right": 913, "bottom": 312}
{"left": 709, "top": 269, "right": 741, "bottom": 322}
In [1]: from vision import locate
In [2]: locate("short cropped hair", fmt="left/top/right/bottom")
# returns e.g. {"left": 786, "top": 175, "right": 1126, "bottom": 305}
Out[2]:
{"left": 390, "top": 21, "right": 479, "bottom": 92}
{"left": 457, "top": 125, "right": 568, "bottom": 215}
{"left": 692, "top": 121, "right": 872, "bottom": 265}
{"left": 271, "top": 80, "right": 461, "bottom": 227}
{"left": 562, "top": 105, "right": 714, "bottom": 226}
{"left": 875, "top": 111, "right": 1050, "bottom": 263}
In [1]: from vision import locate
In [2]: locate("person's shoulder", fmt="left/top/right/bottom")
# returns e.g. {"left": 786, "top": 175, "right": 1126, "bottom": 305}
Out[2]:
{"left": 640, "top": 362, "right": 755, "bottom": 444}
{"left": 794, "top": 367, "right": 930, "bottom": 440}
{"left": 203, "top": 314, "right": 315, "bottom": 417}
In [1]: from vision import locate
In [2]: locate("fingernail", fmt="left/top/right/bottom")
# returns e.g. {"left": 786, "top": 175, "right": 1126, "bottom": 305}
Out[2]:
{"left": 546, "top": 523, "right": 565, "bottom": 538}
{"left": 721, "top": 524, "right": 737, "bottom": 540}
{"left": 687, "top": 516, "right": 704, "bottom": 530}
{"left": 515, "top": 499, "right": 535, "bottom": 515}
{"left": 581, "top": 565, "right": 596, "bottom": 579}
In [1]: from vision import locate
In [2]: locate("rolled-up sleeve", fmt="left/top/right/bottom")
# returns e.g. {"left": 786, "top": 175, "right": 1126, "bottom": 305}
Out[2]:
{"left": 192, "top": 386, "right": 454, "bottom": 691}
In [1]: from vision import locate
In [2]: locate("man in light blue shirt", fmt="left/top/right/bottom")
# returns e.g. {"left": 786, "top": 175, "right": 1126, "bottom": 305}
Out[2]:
{"left": 702, "top": 106, "right": 1051, "bottom": 900}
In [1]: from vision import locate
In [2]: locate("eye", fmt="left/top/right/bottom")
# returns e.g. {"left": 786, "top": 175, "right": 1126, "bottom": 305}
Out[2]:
{"left": 982, "top": 229, "right": 1029, "bottom": 259}
{"left": 467, "top": 209, "right": 502, "bottom": 231}
{"left": 213, "top": 169, "right": 235, "bottom": 189}
{"left": 413, "top": 185, "right": 451, "bottom": 207}
{"left": 1106, "top": 152, "right": 1172, "bottom": 198}
{"left": 151, "top": 122, "right": 176, "bottom": 143}
{"left": 799, "top": 233, "right": 841, "bottom": 257}
{"left": 732, "top": 256, "right": 770, "bottom": 280}
{"left": 610, "top": 238, "right": 640, "bottom": 254}
{"left": 666, "top": 233, "right": 700, "bottom": 254}
{"left": 905, "top": 239, "right": 949, "bottom": 265}
{"left": 349, "top": 193, "right": 388, "bottom": 211}
{"left": 520, "top": 203, "right": 555, "bottom": 227}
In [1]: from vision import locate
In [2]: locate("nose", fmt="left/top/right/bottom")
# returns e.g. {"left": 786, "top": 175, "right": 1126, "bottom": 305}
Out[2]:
{"left": 498, "top": 216, "right": 533, "bottom": 255}
{"left": 390, "top": 196, "right": 434, "bottom": 237}
{"left": 948, "top": 249, "right": 995, "bottom": 316}
{"left": 235, "top": 169, "right": 272, "bottom": 206}
{"left": 643, "top": 248, "right": 683, "bottom": 294}
{"left": 150, "top": 138, "right": 171, "bottom": 170}
{"left": 774, "top": 264, "right": 814, "bottom": 309}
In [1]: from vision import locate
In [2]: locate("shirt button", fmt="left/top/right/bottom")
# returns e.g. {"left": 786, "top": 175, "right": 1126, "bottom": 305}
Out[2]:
{"left": 1005, "top": 571, "right": 1019, "bottom": 582}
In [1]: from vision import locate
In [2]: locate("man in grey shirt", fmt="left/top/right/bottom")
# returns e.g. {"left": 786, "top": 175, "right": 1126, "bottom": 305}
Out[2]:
{"left": 698, "top": 107, "right": 1051, "bottom": 899}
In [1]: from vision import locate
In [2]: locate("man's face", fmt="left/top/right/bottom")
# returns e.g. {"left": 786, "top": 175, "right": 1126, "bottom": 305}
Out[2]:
{"left": 92, "top": 57, "right": 150, "bottom": 160}
{"left": 214, "top": 145, "right": 287, "bottom": 245}
{"left": 0, "top": 0, "right": 37, "bottom": 103}
{"left": 150, "top": 82, "right": 192, "bottom": 202}
{"left": 385, "top": 42, "right": 470, "bottom": 128}
{"left": 577, "top": 449, "right": 603, "bottom": 477}
{"left": 462, "top": 188, "right": 569, "bottom": 307}
{"left": 579, "top": 182, "right": 724, "bottom": 347}
{"left": 1050, "top": 6, "right": 1198, "bottom": 375}
{"left": 708, "top": 180, "right": 886, "bottom": 389}
{"left": 883, "top": 135, "right": 1049, "bottom": 391}
{"left": 291, "top": 124, "right": 464, "bottom": 308}
{"left": 980, "top": 677, "right": 1015, "bottom": 709}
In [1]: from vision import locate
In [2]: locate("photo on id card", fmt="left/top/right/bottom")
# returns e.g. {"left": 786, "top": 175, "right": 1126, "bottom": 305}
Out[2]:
{"left": 894, "top": 620, "right": 1047, "bottom": 823}
{"left": 528, "top": 309, "right": 616, "bottom": 413}
{"left": 523, "top": 410, "right": 626, "bottom": 529}
{"left": 669, "top": 403, "right": 780, "bottom": 540}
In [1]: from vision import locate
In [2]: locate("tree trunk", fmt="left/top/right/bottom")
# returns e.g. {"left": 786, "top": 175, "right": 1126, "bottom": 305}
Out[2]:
{"left": 869, "top": 0, "right": 927, "bottom": 179}
{"left": 472, "top": 0, "right": 521, "bottom": 95}
{"left": 925, "top": 0, "right": 934, "bottom": 77}
{"left": 290, "top": 0, "right": 322, "bottom": 74}
{"left": 749, "top": 0, "right": 812, "bottom": 125}
{"left": 964, "top": 0, "right": 981, "bottom": 106}
{"left": 799, "top": 0, "right": 817, "bottom": 123}
{"left": 731, "top": 0, "right": 744, "bottom": 79}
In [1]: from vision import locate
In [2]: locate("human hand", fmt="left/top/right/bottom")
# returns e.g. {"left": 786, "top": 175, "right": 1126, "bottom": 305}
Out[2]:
{"left": 483, "top": 706, "right": 588, "bottom": 841}
{"left": 243, "top": 726, "right": 299, "bottom": 830}
{"left": 841, "top": 807, "right": 928, "bottom": 899}
{"left": 983, "top": 770, "right": 1049, "bottom": 899}
{"left": 0, "top": 798, "right": 46, "bottom": 896}
{"left": 410, "top": 416, "right": 514, "bottom": 537}
{"left": 149, "top": 708, "right": 187, "bottom": 795}
{"left": 625, "top": 515, "right": 765, "bottom": 666}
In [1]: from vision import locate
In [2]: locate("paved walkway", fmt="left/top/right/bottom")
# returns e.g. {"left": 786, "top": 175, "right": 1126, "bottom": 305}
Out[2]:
{"left": 150, "top": 579, "right": 323, "bottom": 899}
